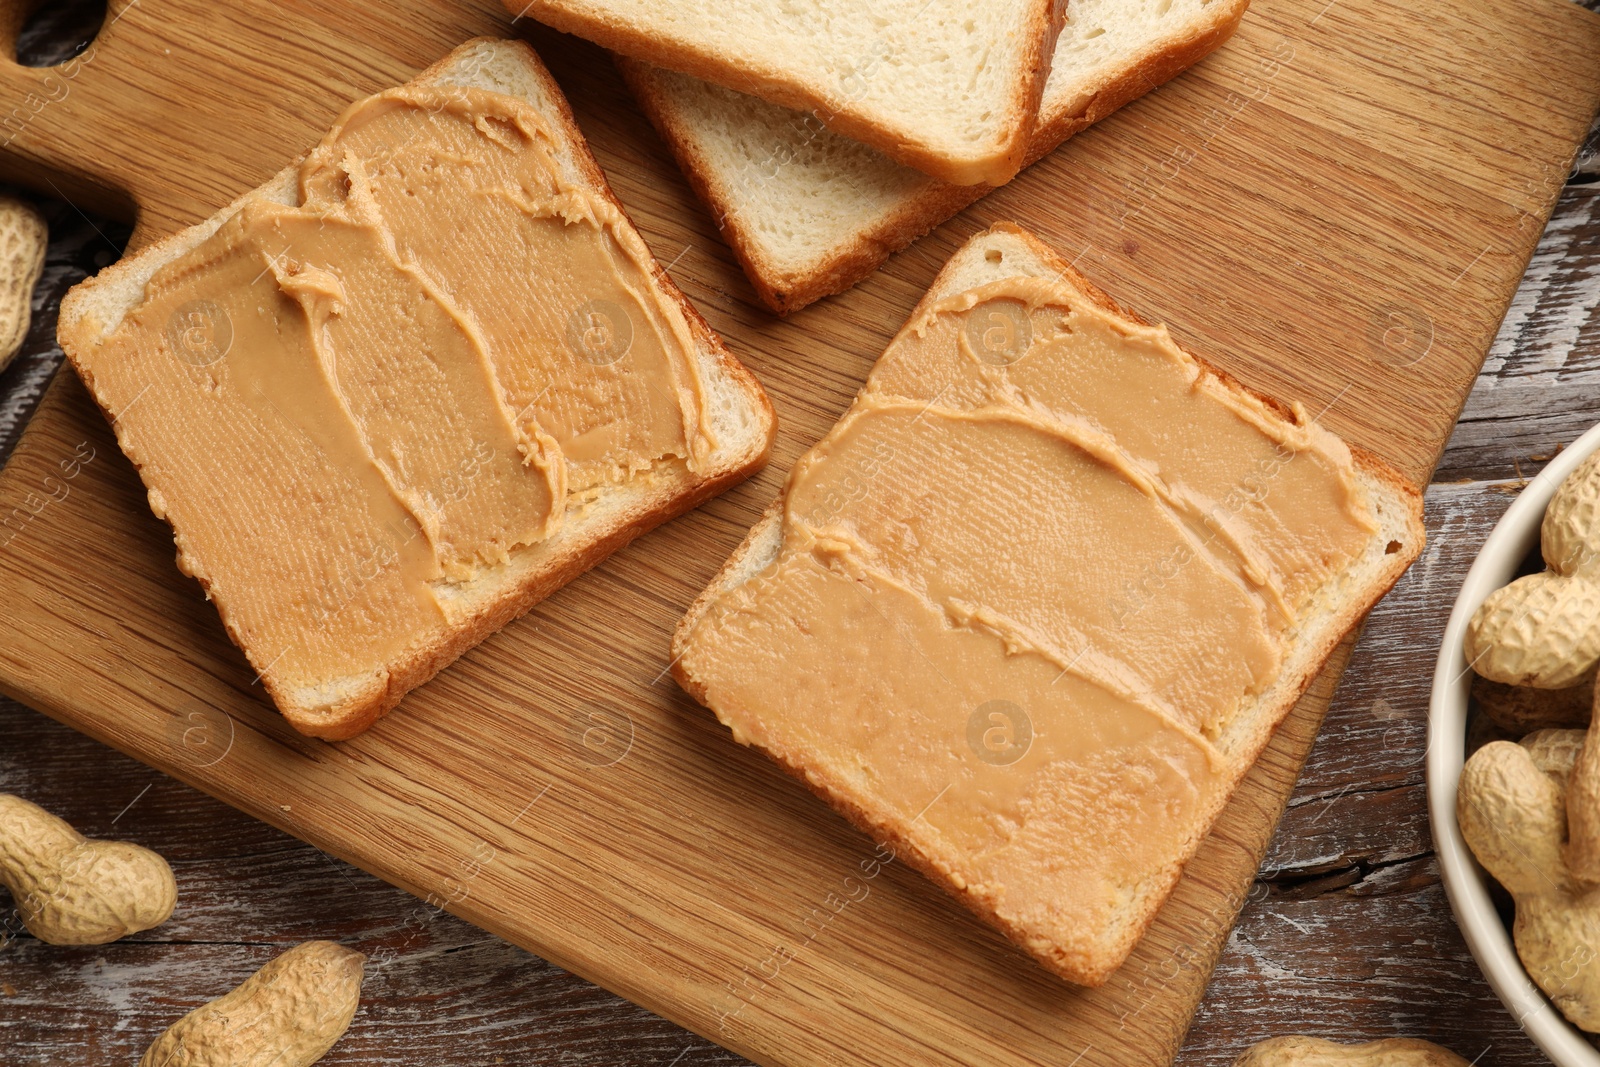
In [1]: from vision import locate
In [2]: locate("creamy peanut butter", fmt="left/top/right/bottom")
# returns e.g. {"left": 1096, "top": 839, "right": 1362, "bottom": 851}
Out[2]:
{"left": 80, "top": 80, "right": 712, "bottom": 700}
{"left": 300, "top": 85, "right": 715, "bottom": 492}
{"left": 677, "top": 272, "right": 1376, "bottom": 976}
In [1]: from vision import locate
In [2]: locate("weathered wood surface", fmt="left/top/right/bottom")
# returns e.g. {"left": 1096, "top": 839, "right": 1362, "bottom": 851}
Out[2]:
{"left": 0, "top": 468, "right": 1567, "bottom": 1065}
{"left": 3, "top": 167, "right": 1597, "bottom": 1067}
{"left": 1, "top": 4, "right": 1599, "bottom": 1067}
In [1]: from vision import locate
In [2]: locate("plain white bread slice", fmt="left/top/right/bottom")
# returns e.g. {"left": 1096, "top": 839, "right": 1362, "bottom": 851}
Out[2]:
{"left": 671, "top": 223, "right": 1424, "bottom": 984}
{"left": 508, "top": 0, "right": 1066, "bottom": 187}
{"left": 620, "top": 0, "right": 1250, "bottom": 313}
{"left": 59, "top": 38, "right": 776, "bottom": 740}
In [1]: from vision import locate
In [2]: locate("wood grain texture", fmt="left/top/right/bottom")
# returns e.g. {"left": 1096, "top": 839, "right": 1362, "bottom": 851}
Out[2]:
{"left": 14, "top": 180, "right": 1600, "bottom": 1064}
{"left": 0, "top": 357, "right": 1590, "bottom": 1065}
{"left": 1441, "top": 184, "right": 1600, "bottom": 483}
{"left": 0, "top": 0, "right": 1596, "bottom": 1065}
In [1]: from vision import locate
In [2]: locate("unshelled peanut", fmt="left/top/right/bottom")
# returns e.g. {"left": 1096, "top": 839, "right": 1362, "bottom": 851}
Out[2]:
{"left": 0, "top": 793, "right": 176, "bottom": 944}
{"left": 139, "top": 940, "right": 364, "bottom": 1067}
{"left": 1465, "top": 448, "right": 1600, "bottom": 688}
{"left": 1459, "top": 731, "right": 1600, "bottom": 1032}
{"left": 1235, "top": 1036, "right": 1469, "bottom": 1065}
{"left": 0, "top": 194, "right": 44, "bottom": 372}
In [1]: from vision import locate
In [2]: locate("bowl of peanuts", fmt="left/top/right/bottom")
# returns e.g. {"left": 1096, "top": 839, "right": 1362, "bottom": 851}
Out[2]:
{"left": 1430, "top": 421, "right": 1600, "bottom": 1067}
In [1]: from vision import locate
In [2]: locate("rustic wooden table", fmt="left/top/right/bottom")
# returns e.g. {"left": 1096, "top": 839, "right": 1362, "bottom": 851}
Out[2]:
{"left": 1, "top": 5, "right": 1598, "bottom": 1064}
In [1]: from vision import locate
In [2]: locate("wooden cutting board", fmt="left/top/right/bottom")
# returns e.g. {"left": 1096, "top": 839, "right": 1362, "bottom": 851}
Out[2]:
{"left": 0, "top": 0, "right": 1595, "bottom": 1063}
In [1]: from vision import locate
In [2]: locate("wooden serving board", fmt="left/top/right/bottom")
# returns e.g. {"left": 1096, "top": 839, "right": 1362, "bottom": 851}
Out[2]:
{"left": 0, "top": 0, "right": 1595, "bottom": 1063}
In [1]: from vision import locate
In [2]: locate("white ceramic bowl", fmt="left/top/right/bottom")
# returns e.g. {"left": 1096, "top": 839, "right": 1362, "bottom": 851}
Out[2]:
{"left": 1430, "top": 421, "right": 1600, "bottom": 1067}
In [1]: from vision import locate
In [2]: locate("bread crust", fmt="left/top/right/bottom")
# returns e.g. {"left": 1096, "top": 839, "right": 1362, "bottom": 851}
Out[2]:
{"left": 621, "top": 0, "right": 1250, "bottom": 314}
{"left": 58, "top": 39, "right": 776, "bottom": 740}
{"left": 670, "top": 222, "right": 1424, "bottom": 984}
{"left": 517, "top": 0, "right": 1064, "bottom": 187}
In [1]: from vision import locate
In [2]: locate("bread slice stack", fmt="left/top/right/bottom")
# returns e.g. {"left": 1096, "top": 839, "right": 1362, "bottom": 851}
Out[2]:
{"left": 619, "top": 0, "right": 1250, "bottom": 312}
{"left": 505, "top": 0, "right": 1066, "bottom": 187}
{"left": 59, "top": 39, "right": 775, "bottom": 740}
{"left": 671, "top": 224, "right": 1424, "bottom": 984}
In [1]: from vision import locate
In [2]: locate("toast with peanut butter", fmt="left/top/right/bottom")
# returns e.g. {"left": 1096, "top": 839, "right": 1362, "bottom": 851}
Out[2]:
{"left": 59, "top": 38, "right": 776, "bottom": 740}
{"left": 671, "top": 223, "right": 1423, "bottom": 985}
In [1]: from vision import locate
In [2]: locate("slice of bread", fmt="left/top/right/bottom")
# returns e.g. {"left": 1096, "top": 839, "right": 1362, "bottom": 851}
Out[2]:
{"left": 59, "top": 39, "right": 776, "bottom": 740}
{"left": 620, "top": 0, "right": 1249, "bottom": 313}
{"left": 671, "top": 224, "right": 1423, "bottom": 984}
{"left": 507, "top": 0, "right": 1065, "bottom": 187}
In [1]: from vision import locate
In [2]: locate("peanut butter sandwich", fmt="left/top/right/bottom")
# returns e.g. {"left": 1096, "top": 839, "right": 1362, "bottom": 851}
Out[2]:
{"left": 672, "top": 223, "right": 1422, "bottom": 985}
{"left": 60, "top": 40, "right": 775, "bottom": 739}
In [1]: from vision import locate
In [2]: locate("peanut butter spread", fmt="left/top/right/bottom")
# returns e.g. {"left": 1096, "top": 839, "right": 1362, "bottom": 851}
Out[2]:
{"left": 81, "top": 83, "right": 712, "bottom": 696}
{"left": 677, "top": 276, "right": 1376, "bottom": 969}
